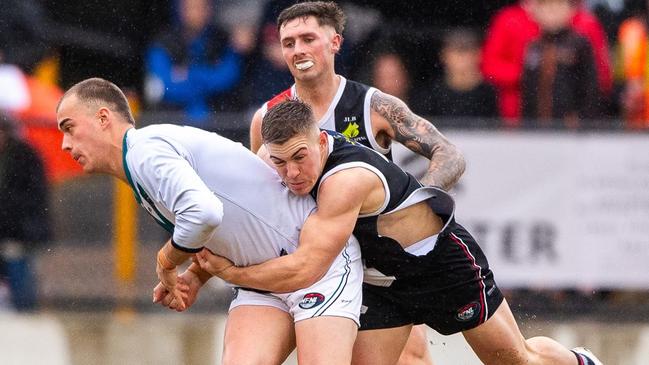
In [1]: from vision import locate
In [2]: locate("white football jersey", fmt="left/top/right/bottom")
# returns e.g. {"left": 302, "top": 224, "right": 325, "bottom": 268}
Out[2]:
{"left": 122, "top": 124, "right": 347, "bottom": 267}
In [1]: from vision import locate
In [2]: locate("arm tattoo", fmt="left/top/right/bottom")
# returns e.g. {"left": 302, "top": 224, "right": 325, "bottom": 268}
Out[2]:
{"left": 370, "top": 91, "right": 466, "bottom": 190}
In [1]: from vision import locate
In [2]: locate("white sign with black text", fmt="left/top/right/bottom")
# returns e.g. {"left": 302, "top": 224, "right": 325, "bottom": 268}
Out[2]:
{"left": 393, "top": 131, "right": 649, "bottom": 289}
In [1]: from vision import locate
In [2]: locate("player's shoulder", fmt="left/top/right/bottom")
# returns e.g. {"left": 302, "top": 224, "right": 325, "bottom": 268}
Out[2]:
{"left": 131, "top": 124, "right": 180, "bottom": 140}
{"left": 341, "top": 77, "right": 376, "bottom": 98}
{"left": 328, "top": 131, "right": 384, "bottom": 162}
{"left": 344, "top": 77, "right": 371, "bottom": 89}
{"left": 126, "top": 124, "right": 196, "bottom": 159}
{"left": 266, "top": 87, "right": 294, "bottom": 110}
{"left": 318, "top": 159, "right": 379, "bottom": 199}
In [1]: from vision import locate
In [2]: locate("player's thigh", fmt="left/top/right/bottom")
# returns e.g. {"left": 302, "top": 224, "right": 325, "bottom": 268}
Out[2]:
{"left": 295, "top": 316, "right": 358, "bottom": 365}
{"left": 352, "top": 325, "right": 412, "bottom": 365}
{"left": 397, "top": 325, "right": 434, "bottom": 365}
{"left": 223, "top": 305, "right": 296, "bottom": 365}
{"left": 461, "top": 299, "right": 529, "bottom": 365}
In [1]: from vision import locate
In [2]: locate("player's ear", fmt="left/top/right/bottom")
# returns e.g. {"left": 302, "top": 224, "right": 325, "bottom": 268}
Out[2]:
{"left": 318, "top": 130, "right": 328, "bottom": 147}
{"left": 97, "top": 107, "right": 110, "bottom": 128}
{"left": 331, "top": 33, "right": 342, "bottom": 53}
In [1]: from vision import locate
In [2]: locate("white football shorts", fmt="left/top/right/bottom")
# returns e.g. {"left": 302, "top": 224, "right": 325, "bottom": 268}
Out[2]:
{"left": 229, "top": 238, "right": 363, "bottom": 326}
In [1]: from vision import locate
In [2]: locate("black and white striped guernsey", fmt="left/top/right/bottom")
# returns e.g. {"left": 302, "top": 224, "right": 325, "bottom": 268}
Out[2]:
{"left": 262, "top": 76, "right": 390, "bottom": 158}
{"left": 309, "top": 131, "right": 455, "bottom": 278}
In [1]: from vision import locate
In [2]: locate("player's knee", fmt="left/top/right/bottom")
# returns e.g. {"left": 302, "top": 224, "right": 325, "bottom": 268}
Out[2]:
{"left": 397, "top": 330, "right": 433, "bottom": 365}
{"left": 398, "top": 345, "right": 428, "bottom": 362}
{"left": 406, "top": 328, "right": 430, "bottom": 355}
{"left": 397, "top": 353, "right": 433, "bottom": 365}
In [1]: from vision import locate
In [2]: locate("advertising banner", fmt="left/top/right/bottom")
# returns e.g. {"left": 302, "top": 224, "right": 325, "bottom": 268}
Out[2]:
{"left": 392, "top": 131, "right": 649, "bottom": 288}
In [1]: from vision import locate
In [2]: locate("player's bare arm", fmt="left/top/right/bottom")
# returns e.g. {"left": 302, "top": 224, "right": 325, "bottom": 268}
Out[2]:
{"left": 249, "top": 108, "right": 264, "bottom": 153}
{"left": 370, "top": 90, "right": 466, "bottom": 190}
{"left": 197, "top": 169, "right": 378, "bottom": 292}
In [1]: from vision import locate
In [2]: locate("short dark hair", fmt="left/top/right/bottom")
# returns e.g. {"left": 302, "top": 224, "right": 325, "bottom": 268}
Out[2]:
{"left": 261, "top": 99, "right": 317, "bottom": 145}
{"left": 59, "top": 77, "right": 135, "bottom": 125}
{"left": 277, "top": 1, "right": 346, "bottom": 34}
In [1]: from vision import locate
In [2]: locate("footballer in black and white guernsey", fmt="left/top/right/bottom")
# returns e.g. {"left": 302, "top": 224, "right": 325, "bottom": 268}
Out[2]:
{"left": 311, "top": 130, "right": 504, "bottom": 335}
{"left": 259, "top": 77, "right": 389, "bottom": 157}
{"left": 251, "top": 4, "right": 466, "bottom": 362}
{"left": 206, "top": 99, "right": 604, "bottom": 365}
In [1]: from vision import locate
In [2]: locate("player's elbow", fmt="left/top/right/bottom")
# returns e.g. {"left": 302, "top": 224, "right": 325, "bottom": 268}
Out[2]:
{"left": 439, "top": 142, "right": 466, "bottom": 190}
{"left": 297, "top": 269, "right": 326, "bottom": 289}
{"left": 441, "top": 141, "right": 465, "bottom": 166}
{"left": 286, "top": 254, "right": 327, "bottom": 290}
{"left": 196, "top": 195, "right": 224, "bottom": 233}
{"left": 262, "top": 249, "right": 336, "bottom": 292}
{"left": 454, "top": 147, "right": 466, "bottom": 176}
{"left": 202, "top": 205, "right": 223, "bottom": 231}
{"left": 290, "top": 272, "right": 324, "bottom": 290}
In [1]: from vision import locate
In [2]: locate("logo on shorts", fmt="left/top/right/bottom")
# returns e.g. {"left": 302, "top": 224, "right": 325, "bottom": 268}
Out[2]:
{"left": 456, "top": 302, "right": 480, "bottom": 322}
{"left": 299, "top": 292, "right": 325, "bottom": 309}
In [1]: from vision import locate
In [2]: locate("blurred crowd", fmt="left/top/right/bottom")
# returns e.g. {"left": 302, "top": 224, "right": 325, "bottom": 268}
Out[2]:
{"left": 6, "top": 0, "right": 649, "bottom": 129}
{"left": 1, "top": 0, "right": 649, "bottom": 311}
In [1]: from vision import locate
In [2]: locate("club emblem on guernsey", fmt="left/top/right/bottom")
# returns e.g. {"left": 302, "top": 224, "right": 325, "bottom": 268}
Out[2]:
{"left": 342, "top": 122, "right": 360, "bottom": 139}
{"left": 299, "top": 293, "right": 325, "bottom": 309}
{"left": 456, "top": 302, "right": 480, "bottom": 322}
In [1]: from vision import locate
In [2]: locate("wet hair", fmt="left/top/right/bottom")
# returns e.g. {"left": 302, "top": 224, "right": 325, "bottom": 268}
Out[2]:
{"left": 59, "top": 77, "right": 135, "bottom": 125}
{"left": 261, "top": 99, "right": 317, "bottom": 145}
{"left": 277, "top": 1, "right": 346, "bottom": 34}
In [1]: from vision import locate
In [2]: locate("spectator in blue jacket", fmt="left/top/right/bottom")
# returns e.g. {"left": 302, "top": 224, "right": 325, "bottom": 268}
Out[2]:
{"left": 145, "top": 0, "right": 244, "bottom": 125}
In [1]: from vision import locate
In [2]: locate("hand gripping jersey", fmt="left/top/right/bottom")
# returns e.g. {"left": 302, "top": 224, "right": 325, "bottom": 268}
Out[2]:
{"left": 309, "top": 131, "right": 455, "bottom": 279}
{"left": 261, "top": 76, "right": 391, "bottom": 158}
{"left": 122, "top": 124, "right": 360, "bottom": 267}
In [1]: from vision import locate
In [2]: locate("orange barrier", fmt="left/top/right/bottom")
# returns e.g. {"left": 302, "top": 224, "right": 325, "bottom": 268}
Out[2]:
{"left": 16, "top": 76, "right": 82, "bottom": 183}
{"left": 23, "top": 124, "right": 82, "bottom": 183}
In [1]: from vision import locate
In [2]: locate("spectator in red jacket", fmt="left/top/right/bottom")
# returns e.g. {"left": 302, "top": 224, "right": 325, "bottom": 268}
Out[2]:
{"left": 481, "top": 0, "right": 612, "bottom": 126}
{"left": 521, "top": 0, "right": 601, "bottom": 127}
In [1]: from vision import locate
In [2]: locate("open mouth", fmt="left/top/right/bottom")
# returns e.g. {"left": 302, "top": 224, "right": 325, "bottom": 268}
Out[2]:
{"left": 295, "top": 60, "right": 314, "bottom": 71}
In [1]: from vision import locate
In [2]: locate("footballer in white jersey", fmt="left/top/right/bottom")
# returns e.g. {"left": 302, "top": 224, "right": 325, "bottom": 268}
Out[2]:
{"left": 122, "top": 124, "right": 362, "bottom": 323}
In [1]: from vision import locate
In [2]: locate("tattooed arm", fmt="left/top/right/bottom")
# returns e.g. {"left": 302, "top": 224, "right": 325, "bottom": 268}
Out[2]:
{"left": 369, "top": 90, "right": 465, "bottom": 190}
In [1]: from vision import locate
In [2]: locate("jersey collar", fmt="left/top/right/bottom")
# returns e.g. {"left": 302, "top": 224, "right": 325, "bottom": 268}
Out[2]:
{"left": 121, "top": 128, "right": 141, "bottom": 204}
